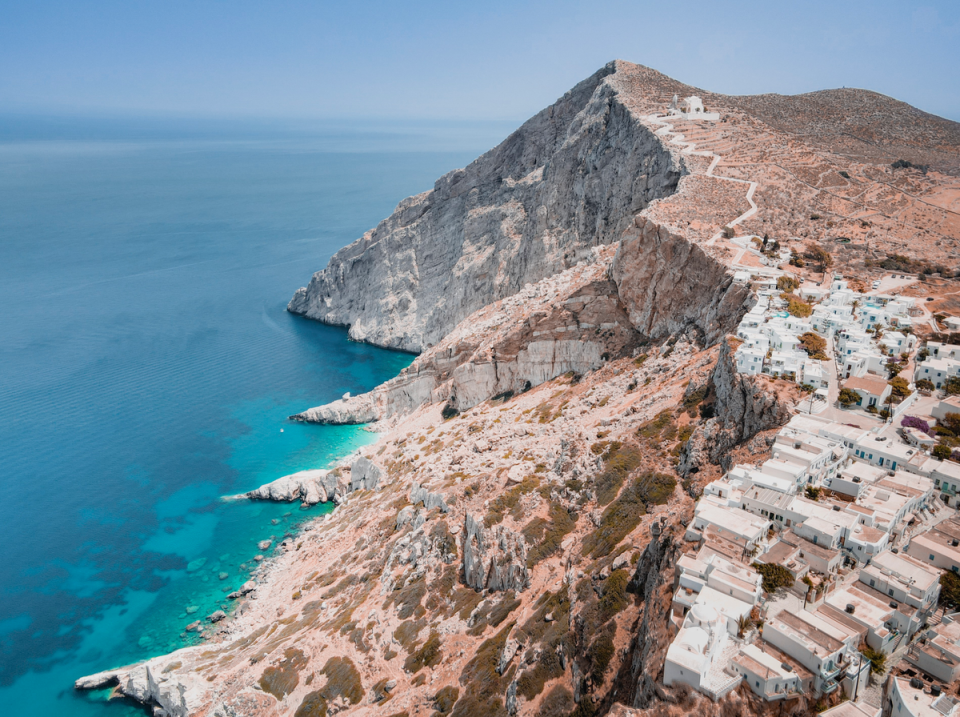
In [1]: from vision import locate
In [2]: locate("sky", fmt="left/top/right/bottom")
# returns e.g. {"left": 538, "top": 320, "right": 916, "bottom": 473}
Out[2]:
{"left": 1, "top": 0, "right": 959, "bottom": 123}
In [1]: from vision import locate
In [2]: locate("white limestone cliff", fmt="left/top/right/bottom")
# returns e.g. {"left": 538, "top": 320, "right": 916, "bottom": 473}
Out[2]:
{"left": 288, "top": 60, "right": 683, "bottom": 353}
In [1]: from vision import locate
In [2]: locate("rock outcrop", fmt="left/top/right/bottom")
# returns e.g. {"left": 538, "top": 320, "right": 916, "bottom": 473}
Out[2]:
{"left": 291, "top": 249, "right": 645, "bottom": 425}
{"left": 410, "top": 482, "right": 449, "bottom": 513}
{"left": 350, "top": 456, "right": 382, "bottom": 491}
{"left": 461, "top": 513, "right": 529, "bottom": 593}
{"left": 288, "top": 60, "right": 682, "bottom": 353}
{"left": 244, "top": 468, "right": 341, "bottom": 505}
{"left": 75, "top": 655, "right": 209, "bottom": 717}
{"left": 610, "top": 217, "right": 753, "bottom": 344}
{"left": 679, "top": 337, "right": 796, "bottom": 475}
{"left": 244, "top": 456, "right": 383, "bottom": 505}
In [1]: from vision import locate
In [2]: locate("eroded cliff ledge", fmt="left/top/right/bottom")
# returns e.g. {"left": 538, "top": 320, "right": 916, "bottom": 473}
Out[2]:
{"left": 288, "top": 60, "right": 683, "bottom": 353}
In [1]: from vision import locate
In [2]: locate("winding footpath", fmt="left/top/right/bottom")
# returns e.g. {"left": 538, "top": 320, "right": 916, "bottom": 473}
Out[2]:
{"left": 644, "top": 113, "right": 758, "bottom": 247}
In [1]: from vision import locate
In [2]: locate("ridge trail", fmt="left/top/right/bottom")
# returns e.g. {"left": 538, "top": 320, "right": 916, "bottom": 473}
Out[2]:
{"left": 644, "top": 114, "right": 758, "bottom": 247}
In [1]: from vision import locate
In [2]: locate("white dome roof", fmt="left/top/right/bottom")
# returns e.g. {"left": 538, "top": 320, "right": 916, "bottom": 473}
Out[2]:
{"left": 690, "top": 603, "right": 721, "bottom": 625}
{"left": 677, "top": 626, "right": 709, "bottom": 653}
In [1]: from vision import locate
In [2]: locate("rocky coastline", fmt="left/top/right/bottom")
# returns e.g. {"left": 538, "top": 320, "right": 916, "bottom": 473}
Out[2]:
{"left": 75, "top": 58, "right": 960, "bottom": 717}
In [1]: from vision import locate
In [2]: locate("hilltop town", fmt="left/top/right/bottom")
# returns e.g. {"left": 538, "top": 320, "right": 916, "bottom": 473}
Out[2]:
{"left": 76, "top": 61, "right": 960, "bottom": 717}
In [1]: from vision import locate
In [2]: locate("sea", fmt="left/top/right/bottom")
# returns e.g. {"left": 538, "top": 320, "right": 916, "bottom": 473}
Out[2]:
{"left": 0, "top": 115, "right": 511, "bottom": 716}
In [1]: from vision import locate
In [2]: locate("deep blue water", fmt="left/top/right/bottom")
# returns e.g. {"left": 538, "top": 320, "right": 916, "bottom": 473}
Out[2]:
{"left": 0, "top": 118, "right": 504, "bottom": 715}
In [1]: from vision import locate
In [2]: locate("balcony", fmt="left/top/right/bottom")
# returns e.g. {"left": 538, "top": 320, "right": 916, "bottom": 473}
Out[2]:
{"left": 820, "top": 678, "right": 840, "bottom": 695}
{"left": 821, "top": 661, "right": 845, "bottom": 681}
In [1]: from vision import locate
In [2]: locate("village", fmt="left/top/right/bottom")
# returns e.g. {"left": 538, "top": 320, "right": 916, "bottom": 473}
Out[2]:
{"left": 663, "top": 265, "right": 960, "bottom": 715}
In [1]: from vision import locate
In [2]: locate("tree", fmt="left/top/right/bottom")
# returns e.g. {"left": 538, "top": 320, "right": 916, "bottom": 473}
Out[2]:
{"left": 886, "top": 358, "right": 903, "bottom": 378}
{"left": 806, "top": 243, "right": 834, "bottom": 273}
{"left": 940, "top": 570, "right": 960, "bottom": 611}
{"left": 799, "top": 332, "right": 828, "bottom": 360}
{"left": 888, "top": 376, "right": 911, "bottom": 399}
{"left": 838, "top": 388, "right": 861, "bottom": 407}
{"left": 777, "top": 276, "right": 800, "bottom": 292}
{"left": 942, "top": 413, "right": 960, "bottom": 436}
{"left": 785, "top": 297, "right": 813, "bottom": 318}
{"left": 934, "top": 444, "right": 953, "bottom": 460}
{"left": 916, "top": 378, "right": 935, "bottom": 392}
{"left": 752, "top": 562, "right": 795, "bottom": 593}
{"left": 861, "top": 646, "right": 886, "bottom": 675}
{"left": 946, "top": 377, "right": 960, "bottom": 396}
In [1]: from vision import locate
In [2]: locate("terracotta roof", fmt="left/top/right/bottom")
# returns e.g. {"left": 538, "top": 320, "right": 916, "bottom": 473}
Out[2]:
{"left": 844, "top": 375, "right": 890, "bottom": 395}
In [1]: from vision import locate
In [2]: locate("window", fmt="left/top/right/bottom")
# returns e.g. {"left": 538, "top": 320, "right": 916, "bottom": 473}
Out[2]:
{"left": 931, "top": 554, "right": 936, "bottom": 561}
{"left": 870, "top": 578, "right": 876, "bottom": 587}
{"left": 889, "top": 589, "right": 894, "bottom": 597}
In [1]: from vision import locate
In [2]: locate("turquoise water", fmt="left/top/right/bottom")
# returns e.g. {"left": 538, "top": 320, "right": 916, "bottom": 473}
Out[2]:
{"left": 0, "top": 118, "right": 505, "bottom": 715}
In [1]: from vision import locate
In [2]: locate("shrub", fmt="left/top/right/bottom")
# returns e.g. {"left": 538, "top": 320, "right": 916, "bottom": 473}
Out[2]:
{"left": 799, "top": 332, "right": 828, "bottom": 360}
{"left": 598, "top": 569, "right": 630, "bottom": 622}
{"left": 441, "top": 403, "right": 459, "bottom": 420}
{"left": 940, "top": 570, "right": 960, "bottom": 610}
{"left": 785, "top": 296, "right": 813, "bottom": 318}
{"left": 838, "top": 388, "right": 860, "bottom": 406}
{"left": 637, "top": 410, "right": 677, "bottom": 442}
{"left": 682, "top": 385, "right": 708, "bottom": 415}
{"left": 861, "top": 646, "right": 886, "bottom": 675}
{"left": 450, "top": 623, "right": 514, "bottom": 717}
{"left": 839, "top": 170, "right": 850, "bottom": 179}
{"left": 594, "top": 443, "right": 642, "bottom": 505}
{"left": 404, "top": 632, "right": 442, "bottom": 673}
{"left": 525, "top": 502, "right": 577, "bottom": 568}
{"left": 916, "top": 378, "right": 934, "bottom": 392}
{"left": 805, "top": 242, "right": 833, "bottom": 271}
{"left": 934, "top": 444, "right": 952, "bottom": 460}
{"left": 535, "top": 685, "right": 574, "bottom": 717}
{"left": 777, "top": 276, "right": 800, "bottom": 292}
{"left": 260, "top": 648, "right": 308, "bottom": 699}
{"left": 582, "top": 472, "right": 676, "bottom": 557}
{"left": 752, "top": 562, "right": 794, "bottom": 593}
{"left": 805, "top": 486, "right": 822, "bottom": 501}
{"left": 946, "top": 377, "right": 960, "bottom": 396}
{"left": 586, "top": 628, "right": 616, "bottom": 683}
{"left": 434, "top": 686, "right": 459, "bottom": 714}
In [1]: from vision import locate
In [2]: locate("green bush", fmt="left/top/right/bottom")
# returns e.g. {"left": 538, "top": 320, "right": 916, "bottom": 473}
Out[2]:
{"left": 598, "top": 569, "right": 630, "bottom": 622}
{"left": 404, "top": 632, "right": 443, "bottom": 673}
{"left": 940, "top": 570, "right": 960, "bottom": 610}
{"left": 582, "top": 472, "right": 676, "bottom": 557}
{"left": 861, "top": 647, "right": 886, "bottom": 675}
{"left": 838, "top": 388, "right": 860, "bottom": 406}
{"left": 777, "top": 276, "right": 800, "bottom": 292}
{"left": 752, "top": 562, "right": 794, "bottom": 593}
{"left": 450, "top": 623, "right": 514, "bottom": 717}
{"left": 594, "top": 443, "right": 642, "bottom": 505}
{"left": 433, "top": 686, "right": 459, "bottom": 714}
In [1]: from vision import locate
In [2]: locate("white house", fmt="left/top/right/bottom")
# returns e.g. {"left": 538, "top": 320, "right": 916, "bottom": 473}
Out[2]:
{"left": 663, "top": 603, "right": 741, "bottom": 700}
{"left": 888, "top": 676, "right": 960, "bottom": 717}
{"left": 843, "top": 375, "right": 892, "bottom": 408}
{"left": 859, "top": 551, "right": 941, "bottom": 614}
{"left": 761, "top": 609, "right": 848, "bottom": 695}
{"left": 730, "top": 644, "right": 805, "bottom": 701}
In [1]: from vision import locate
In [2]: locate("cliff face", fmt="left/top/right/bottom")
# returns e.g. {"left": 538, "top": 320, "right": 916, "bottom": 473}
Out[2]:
{"left": 288, "top": 60, "right": 682, "bottom": 352}
{"left": 610, "top": 218, "right": 753, "bottom": 345}
{"left": 678, "top": 338, "right": 797, "bottom": 477}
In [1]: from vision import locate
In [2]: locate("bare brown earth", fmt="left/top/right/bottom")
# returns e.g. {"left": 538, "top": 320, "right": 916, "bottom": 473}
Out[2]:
{"left": 84, "top": 61, "right": 960, "bottom": 717}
